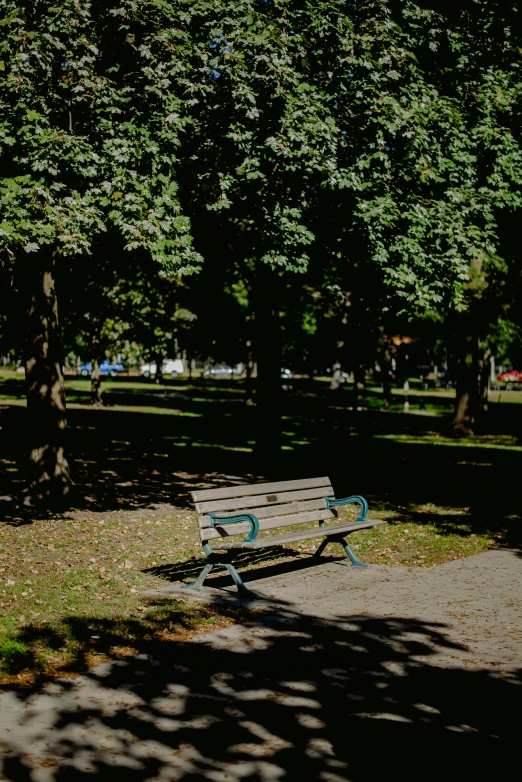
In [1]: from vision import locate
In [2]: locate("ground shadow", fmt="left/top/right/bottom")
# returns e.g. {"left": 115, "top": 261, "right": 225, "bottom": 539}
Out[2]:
{"left": 0, "top": 605, "right": 519, "bottom": 780}
{"left": 1, "top": 378, "right": 521, "bottom": 539}
{"left": 144, "top": 546, "right": 347, "bottom": 589}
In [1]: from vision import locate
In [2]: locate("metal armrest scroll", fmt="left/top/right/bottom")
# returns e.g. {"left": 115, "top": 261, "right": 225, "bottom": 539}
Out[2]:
{"left": 325, "top": 495, "right": 368, "bottom": 522}
{"left": 208, "top": 512, "right": 260, "bottom": 542}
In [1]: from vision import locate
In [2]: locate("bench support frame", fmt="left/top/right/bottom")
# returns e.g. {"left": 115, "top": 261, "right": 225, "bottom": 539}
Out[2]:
{"left": 183, "top": 496, "right": 372, "bottom": 596}
{"left": 317, "top": 494, "right": 370, "bottom": 568}
{"left": 183, "top": 513, "right": 260, "bottom": 598}
{"left": 183, "top": 558, "right": 259, "bottom": 597}
{"left": 313, "top": 534, "right": 369, "bottom": 568}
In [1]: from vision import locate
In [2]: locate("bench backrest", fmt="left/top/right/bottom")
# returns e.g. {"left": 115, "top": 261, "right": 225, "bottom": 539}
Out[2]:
{"left": 191, "top": 477, "right": 336, "bottom": 542}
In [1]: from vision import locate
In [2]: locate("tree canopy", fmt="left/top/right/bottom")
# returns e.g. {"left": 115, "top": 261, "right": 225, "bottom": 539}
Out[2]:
{"left": 0, "top": 0, "right": 201, "bottom": 270}
{"left": 0, "top": 0, "right": 521, "bottom": 502}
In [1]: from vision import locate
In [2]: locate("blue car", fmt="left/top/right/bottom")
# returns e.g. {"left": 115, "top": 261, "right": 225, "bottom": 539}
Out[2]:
{"left": 77, "top": 361, "right": 124, "bottom": 377}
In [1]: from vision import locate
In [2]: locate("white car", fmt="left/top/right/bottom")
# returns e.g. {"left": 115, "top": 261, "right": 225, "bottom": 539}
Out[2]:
{"left": 139, "top": 359, "right": 184, "bottom": 378}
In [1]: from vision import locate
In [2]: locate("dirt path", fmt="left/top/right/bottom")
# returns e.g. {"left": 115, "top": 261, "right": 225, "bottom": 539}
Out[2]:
{"left": 0, "top": 549, "right": 521, "bottom": 781}
{"left": 165, "top": 547, "right": 521, "bottom": 671}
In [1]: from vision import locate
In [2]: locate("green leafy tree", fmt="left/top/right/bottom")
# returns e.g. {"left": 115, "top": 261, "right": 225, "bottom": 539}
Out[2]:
{"left": 0, "top": 0, "right": 201, "bottom": 503}
{"left": 61, "top": 238, "right": 133, "bottom": 405}
{"left": 303, "top": 0, "right": 522, "bottom": 430}
{"left": 114, "top": 260, "right": 197, "bottom": 384}
{"left": 174, "top": 0, "right": 521, "bottom": 455}
{"left": 3, "top": 0, "right": 522, "bottom": 504}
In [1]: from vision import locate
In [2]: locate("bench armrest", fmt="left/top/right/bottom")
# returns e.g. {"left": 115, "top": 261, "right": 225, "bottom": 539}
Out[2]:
{"left": 325, "top": 494, "right": 368, "bottom": 522}
{"left": 208, "top": 512, "right": 260, "bottom": 542}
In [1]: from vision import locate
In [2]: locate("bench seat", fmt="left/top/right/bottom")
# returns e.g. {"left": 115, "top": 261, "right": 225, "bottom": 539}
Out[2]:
{"left": 209, "top": 519, "right": 385, "bottom": 549}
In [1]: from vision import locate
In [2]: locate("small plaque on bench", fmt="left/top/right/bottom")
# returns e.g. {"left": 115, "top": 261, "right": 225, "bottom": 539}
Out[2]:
{"left": 266, "top": 494, "right": 278, "bottom": 502}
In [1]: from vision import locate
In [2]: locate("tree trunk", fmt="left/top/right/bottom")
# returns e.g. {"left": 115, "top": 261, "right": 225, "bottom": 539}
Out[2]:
{"left": 479, "top": 348, "right": 491, "bottom": 415}
{"left": 453, "top": 390, "right": 473, "bottom": 434}
{"left": 330, "top": 298, "right": 349, "bottom": 392}
{"left": 24, "top": 247, "right": 71, "bottom": 506}
{"left": 90, "top": 317, "right": 103, "bottom": 406}
{"left": 91, "top": 357, "right": 103, "bottom": 405}
{"left": 403, "top": 379, "right": 409, "bottom": 412}
{"left": 353, "top": 366, "right": 365, "bottom": 410}
{"left": 154, "top": 352, "right": 164, "bottom": 384}
{"left": 254, "top": 266, "right": 281, "bottom": 464}
{"left": 244, "top": 339, "right": 255, "bottom": 406}
{"left": 453, "top": 345, "right": 477, "bottom": 436}
{"left": 381, "top": 371, "right": 391, "bottom": 410}
{"left": 452, "top": 336, "right": 491, "bottom": 435}
{"left": 379, "top": 346, "right": 392, "bottom": 410}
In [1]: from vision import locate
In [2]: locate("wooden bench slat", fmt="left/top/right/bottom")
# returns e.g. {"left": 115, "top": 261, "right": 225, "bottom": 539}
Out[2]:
{"left": 195, "top": 485, "right": 333, "bottom": 514}
{"left": 200, "top": 508, "right": 338, "bottom": 541}
{"left": 198, "top": 498, "right": 329, "bottom": 528}
{"left": 209, "top": 519, "right": 385, "bottom": 549}
{"left": 190, "top": 476, "right": 331, "bottom": 503}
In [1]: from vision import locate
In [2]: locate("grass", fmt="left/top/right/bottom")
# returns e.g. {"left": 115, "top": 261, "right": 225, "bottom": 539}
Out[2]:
{"left": 374, "top": 431, "right": 522, "bottom": 451}
{"left": 0, "top": 369, "right": 520, "bottom": 687}
{"left": 1, "top": 367, "right": 522, "bottom": 403}
{"left": 294, "top": 504, "right": 501, "bottom": 566}
{"left": 0, "top": 498, "right": 509, "bottom": 688}
{"left": 0, "top": 508, "right": 256, "bottom": 688}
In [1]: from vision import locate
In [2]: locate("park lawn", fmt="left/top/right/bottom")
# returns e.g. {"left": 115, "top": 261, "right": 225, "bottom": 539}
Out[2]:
{"left": 0, "top": 371, "right": 519, "bottom": 686}
{"left": 0, "top": 501, "right": 502, "bottom": 688}
{"left": 0, "top": 508, "right": 243, "bottom": 688}
{"left": 374, "top": 431, "right": 522, "bottom": 451}
{"left": 2, "top": 370, "right": 522, "bottom": 419}
{"left": 260, "top": 503, "right": 500, "bottom": 567}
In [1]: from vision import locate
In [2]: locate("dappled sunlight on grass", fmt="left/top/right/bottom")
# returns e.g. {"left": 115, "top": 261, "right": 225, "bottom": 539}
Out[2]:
{"left": 374, "top": 432, "right": 522, "bottom": 451}
{"left": 1, "top": 492, "right": 519, "bottom": 685}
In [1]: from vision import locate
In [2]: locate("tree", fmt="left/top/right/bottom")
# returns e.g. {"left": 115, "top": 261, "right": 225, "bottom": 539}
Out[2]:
{"left": 0, "top": 0, "right": 201, "bottom": 504}
{"left": 114, "top": 259, "right": 197, "bottom": 384}
{"left": 173, "top": 0, "right": 522, "bottom": 457}
{"left": 3, "top": 0, "right": 522, "bottom": 505}
{"left": 175, "top": 1, "right": 338, "bottom": 458}
{"left": 303, "top": 0, "right": 522, "bottom": 431}
{"left": 61, "top": 238, "right": 132, "bottom": 405}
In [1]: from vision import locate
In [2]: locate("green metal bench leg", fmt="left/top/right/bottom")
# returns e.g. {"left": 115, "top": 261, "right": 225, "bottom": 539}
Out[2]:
{"left": 183, "top": 561, "right": 259, "bottom": 598}
{"left": 338, "top": 536, "right": 369, "bottom": 568}
{"left": 314, "top": 535, "right": 369, "bottom": 567}
{"left": 183, "top": 563, "right": 214, "bottom": 591}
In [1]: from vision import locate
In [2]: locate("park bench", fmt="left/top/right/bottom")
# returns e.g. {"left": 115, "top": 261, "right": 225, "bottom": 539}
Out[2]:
{"left": 184, "top": 476, "right": 385, "bottom": 596}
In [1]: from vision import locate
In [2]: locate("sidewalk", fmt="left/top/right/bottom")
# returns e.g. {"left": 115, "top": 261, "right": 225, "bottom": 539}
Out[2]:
{"left": 1, "top": 549, "right": 521, "bottom": 781}
{"left": 157, "top": 547, "right": 521, "bottom": 671}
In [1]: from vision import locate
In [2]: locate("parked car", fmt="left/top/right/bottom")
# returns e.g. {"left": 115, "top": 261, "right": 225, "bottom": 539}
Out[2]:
{"left": 77, "top": 361, "right": 124, "bottom": 377}
{"left": 202, "top": 364, "right": 237, "bottom": 378}
{"left": 139, "top": 359, "right": 184, "bottom": 378}
{"left": 498, "top": 370, "right": 522, "bottom": 383}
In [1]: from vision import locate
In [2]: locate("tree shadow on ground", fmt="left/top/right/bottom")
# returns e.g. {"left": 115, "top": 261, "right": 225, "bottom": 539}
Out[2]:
{"left": 0, "top": 605, "right": 519, "bottom": 780}
{"left": 1, "top": 384, "right": 521, "bottom": 538}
